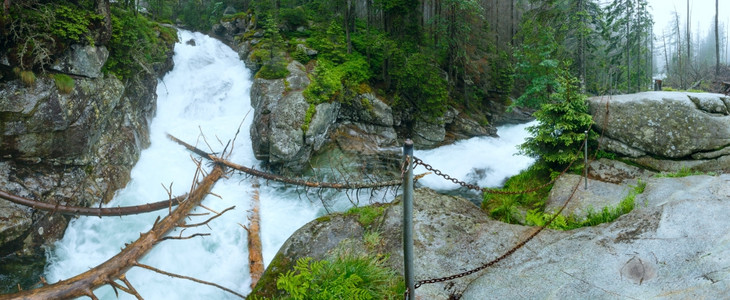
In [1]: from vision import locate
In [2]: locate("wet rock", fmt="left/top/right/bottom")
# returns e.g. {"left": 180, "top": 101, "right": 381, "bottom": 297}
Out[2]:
{"left": 255, "top": 173, "right": 730, "bottom": 299}
{"left": 588, "top": 92, "right": 730, "bottom": 159}
{"left": 50, "top": 44, "right": 109, "bottom": 78}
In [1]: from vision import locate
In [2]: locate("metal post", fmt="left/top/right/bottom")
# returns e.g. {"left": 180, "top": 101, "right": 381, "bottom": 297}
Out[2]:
{"left": 584, "top": 130, "right": 589, "bottom": 190}
{"left": 402, "top": 139, "right": 415, "bottom": 299}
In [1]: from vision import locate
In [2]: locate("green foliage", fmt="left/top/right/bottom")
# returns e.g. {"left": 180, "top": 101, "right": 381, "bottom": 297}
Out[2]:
{"left": 392, "top": 52, "right": 448, "bottom": 120}
{"left": 525, "top": 179, "right": 645, "bottom": 230}
{"left": 301, "top": 103, "right": 316, "bottom": 133}
{"left": 307, "top": 21, "right": 348, "bottom": 63}
{"left": 276, "top": 256, "right": 404, "bottom": 300}
{"left": 53, "top": 73, "right": 74, "bottom": 94}
{"left": 519, "top": 74, "right": 594, "bottom": 170}
{"left": 595, "top": 150, "right": 617, "bottom": 160}
{"left": 482, "top": 163, "right": 554, "bottom": 223}
{"left": 280, "top": 7, "right": 308, "bottom": 29}
{"left": 292, "top": 46, "right": 310, "bottom": 64}
{"left": 655, "top": 167, "right": 717, "bottom": 178}
{"left": 344, "top": 205, "right": 385, "bottom": 229}
{"left": 103, "top": 7, "right": 176, "bottom": 80}
{"left": 179, "top": 0, "right": 224, "bottom": 31}
{"left": 51, "top": 4, "right": 100, "bottom": 45}
{"left": 256, "top": 58, "right": 290, "bottom": 79}
{"left": 303, "top": 56, "right": 371, "bottom": 105}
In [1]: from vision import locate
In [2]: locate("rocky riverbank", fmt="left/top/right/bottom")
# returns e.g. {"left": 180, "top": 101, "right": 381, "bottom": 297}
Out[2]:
{"left": 249, "top": 159, "right": 730, "bottom": 299}
{"left": 0, "top": 37, "right": 175, "bottom": 289}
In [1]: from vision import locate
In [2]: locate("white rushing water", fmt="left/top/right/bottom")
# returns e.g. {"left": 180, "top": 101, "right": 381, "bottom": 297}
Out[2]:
{"left": 414, "top": 122, "right": 537, "bottom": 191}
{"left": 44, "top": 30, "right": 535, "bottom": 299}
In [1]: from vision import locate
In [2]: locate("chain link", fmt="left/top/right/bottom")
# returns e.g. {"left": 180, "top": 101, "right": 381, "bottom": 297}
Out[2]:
{"left": 413, "top": 157, "right": 563, "bottom": 195}
{"left": 405, "top": 132, "right": 590, "bottom": 298}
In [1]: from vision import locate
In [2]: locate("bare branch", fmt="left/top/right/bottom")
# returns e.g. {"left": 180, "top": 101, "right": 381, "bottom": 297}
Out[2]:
{"left": 178, "top": 206, "right": 235, "bottom": 228}
{"left": 0, "top": 190, "right": 187, "bottom": 217}
{"left": 134, "top": 263, "right": 245, "bottom": 299}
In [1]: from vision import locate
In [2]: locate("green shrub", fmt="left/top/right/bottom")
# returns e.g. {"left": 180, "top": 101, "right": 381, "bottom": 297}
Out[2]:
{"left": 257, "top": 58, "right": 290, "bottom": 79}
{"left": 303, "top": 56, "right": 371, "bottom": 105}
{"left": 103, "top": 7, "right": 177, "bottom": 80}
{"left": 53, "top": 73, "right": 74, "bottom": 94}
{"left": 51, "top": 4, "right": 100, "bottom": 45}
{"left": 276, "top": 256, "right": 404, "bottom": 299}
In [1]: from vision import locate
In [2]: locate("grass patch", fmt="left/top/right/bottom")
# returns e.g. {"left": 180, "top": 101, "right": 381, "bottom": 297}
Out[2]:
{"left": 481, "top": 163, "right": 554, "bottom": 224}
{"left": 526, "top": 179, "right": 646, "bottom": 230}
{"left": 53, "top": 73, "right": 74, "bottom": 94}
{"left": 344, "top": 205, "right": 385, "bottom": 229}
{"left": 655, "top": 167, "right": 716, "bottom": 178}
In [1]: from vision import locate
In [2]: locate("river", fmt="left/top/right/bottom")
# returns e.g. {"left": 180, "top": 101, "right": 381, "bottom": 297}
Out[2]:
{"left": 43, "top": 30, "right": 534, "bottom": 299}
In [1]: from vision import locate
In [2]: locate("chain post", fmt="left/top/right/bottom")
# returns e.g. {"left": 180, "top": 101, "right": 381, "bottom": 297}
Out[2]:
{"left": 402, "top": 139, "right": 415, "bottom": 300}
{"left": 584, "top": 130, "right": 588, "bottom": 190}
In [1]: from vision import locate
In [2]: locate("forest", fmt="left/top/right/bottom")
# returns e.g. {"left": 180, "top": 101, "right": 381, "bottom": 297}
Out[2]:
{"left": 2, "top": 0, "right": 728, "bottom": 118}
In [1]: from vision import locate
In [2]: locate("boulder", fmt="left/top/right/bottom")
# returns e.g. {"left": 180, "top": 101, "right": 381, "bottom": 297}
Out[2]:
{"left": 50, "top": 44, "right": 109, "bottom": 78}
{"left": 589, "top": 92, "right": 730, "bottom": 172}
{"left": 253, "top": 174, "right": 730, "bottom": 299}
{"left": 412, "top": 118, "right": 446, "bottom": 148}
{"left": 589, "top": 92, "right": 730, "bottom": 158}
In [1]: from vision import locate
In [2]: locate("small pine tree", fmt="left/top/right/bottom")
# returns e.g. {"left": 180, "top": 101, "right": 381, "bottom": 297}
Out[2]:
{"left": 519, "top": 74, "right": 593, "bottom": 170}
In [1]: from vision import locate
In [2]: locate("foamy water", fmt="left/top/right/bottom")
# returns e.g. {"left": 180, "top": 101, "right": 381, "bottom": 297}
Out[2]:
{"left": 414, "top": 122, "right": 537, "bottom": 190}
{"left": 44, "top": 30, "right": 535, "bottom": 299}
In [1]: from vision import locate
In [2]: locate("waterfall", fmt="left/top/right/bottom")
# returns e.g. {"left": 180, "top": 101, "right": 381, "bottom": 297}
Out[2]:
{"left": 44, "top": 30, "right": 535, "bottom": 299}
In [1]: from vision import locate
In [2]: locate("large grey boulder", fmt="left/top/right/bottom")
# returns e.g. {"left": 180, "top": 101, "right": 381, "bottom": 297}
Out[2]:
{"left": 589, "top": 91, "right": 730, "bottom": 159}
{"left": 50, "top": 44, "right": 109, "bottom": 78}
{"left": 253, "top": 173, "right": 730, "bottom": 299}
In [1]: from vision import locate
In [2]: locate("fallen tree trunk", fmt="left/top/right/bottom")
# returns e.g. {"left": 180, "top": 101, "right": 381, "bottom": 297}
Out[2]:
{"left": 247, "top": 179, "right": 264, "bottom": 289}
{"left": 0, "top": 165, "right": 225, "bottom": 300}
{"left": 0, "top": 190, "right": 185, "bottom": 217}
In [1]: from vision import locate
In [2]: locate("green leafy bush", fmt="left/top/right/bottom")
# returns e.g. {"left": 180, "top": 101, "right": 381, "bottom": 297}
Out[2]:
{"left": 51, "top": 4, "right": 100, "bottom": 45}
{"left": 280, "top": 7, "right": 308, "bottom": 29}
{"left": 303, "top": 56, "right": 371, "bottom": 104}
{"left": 276, "top": 256, "right": 403, "bottom": 300}
{"left": 53, "top": 73, "right": 74, "bottom": 94}
{"left": 103, "top": 7, "right": 177, "bottom": 79}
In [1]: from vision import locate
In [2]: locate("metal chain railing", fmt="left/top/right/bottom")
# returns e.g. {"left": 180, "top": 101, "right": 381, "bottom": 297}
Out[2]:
{"left": 404, "top": 130, "right": 591, "bottom": 299}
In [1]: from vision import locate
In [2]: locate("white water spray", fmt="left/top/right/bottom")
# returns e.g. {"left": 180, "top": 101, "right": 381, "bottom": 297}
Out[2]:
{"left": 44, "top": 31, "right": 535, "bottom": 299}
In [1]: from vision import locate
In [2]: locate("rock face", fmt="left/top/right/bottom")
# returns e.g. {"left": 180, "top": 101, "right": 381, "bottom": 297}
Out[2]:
{"left": 588, "top": 91, "right": 730, "bottom": 172}
{"left": 0, "top": 41, "right": 174, "bottom": 257}
{"left": 50, "top": 44, "right": 109, "bottom": 78}
{"left": 252, "top": 174, "right": 730, "bottom": 299}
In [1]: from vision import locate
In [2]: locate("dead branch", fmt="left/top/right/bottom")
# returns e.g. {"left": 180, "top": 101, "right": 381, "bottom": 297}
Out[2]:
{"left": 178, "top": 206, "right": 235, "bottom": 228}
{"left": 167, "top": 134, "right": 405, "bottom": 189}
{"left": 134, "top": 263, "right": 244, "bottom": 299}
{"left": 0, "top": 190, "right": 187, "bottom": 217}
{"left": 247, "top": 179, "right": 264, "bottom": 290}
{"left": 0, "top": 165, "right": 225, "bottom": 300}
